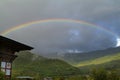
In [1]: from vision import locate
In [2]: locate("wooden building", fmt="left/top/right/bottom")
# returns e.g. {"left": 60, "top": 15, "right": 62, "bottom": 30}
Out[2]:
{"left": 0, "top": 36, "right": 33, "bottom": 79}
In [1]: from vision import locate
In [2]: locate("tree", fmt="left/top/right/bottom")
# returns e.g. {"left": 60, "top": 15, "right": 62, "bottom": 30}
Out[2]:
{"left": 107, "top": 70, "right": 120, "bottom": 80}
{"left": 90, "top": 68, "right": 107, "bottom": 80}
{"left": 0, "top": 71, "right": 5, "bottom": 80}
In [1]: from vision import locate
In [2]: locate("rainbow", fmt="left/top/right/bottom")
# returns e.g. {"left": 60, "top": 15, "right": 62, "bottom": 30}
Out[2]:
{"left": 0, "top": 18, "right": 117, "bottom": 37}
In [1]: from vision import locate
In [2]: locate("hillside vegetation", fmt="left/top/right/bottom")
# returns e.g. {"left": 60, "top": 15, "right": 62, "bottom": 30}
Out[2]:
{"left": 75, "top": 52, "right": 120, "bottom": 67}
{"left": 61, "top": 47, "right": 120, "bottom": 64}
{"left": 12, "top": 51, "right": 80, "bottom": 77}
{"left": 11, "top": 47, "right": 120, "bottom": 79}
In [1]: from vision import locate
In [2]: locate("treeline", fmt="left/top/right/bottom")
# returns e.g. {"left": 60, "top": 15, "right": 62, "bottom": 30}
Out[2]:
{"left": 34, "top": 68, "right": 119, "bottom": 80}
{"left": 3, "top": 68, "right": 118, "bottom": 80}
{"left": 49, "top": 68, "right": 120, "bottom": 80}
{"left": 0, "top": 69, "right": 120, "bottom": 80}
{"left": 52, "top": 68, "right": 120, "bottom": 80}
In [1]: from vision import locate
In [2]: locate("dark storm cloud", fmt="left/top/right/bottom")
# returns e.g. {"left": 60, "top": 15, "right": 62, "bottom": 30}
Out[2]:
{"left": 0, "top": 0, "right": 120, "bottom": 55}
{"left": 5, "top": 22, "right": 117, "bottom": 55}
{"left": 0, "top": 0, "right": 120, "bottom": 29}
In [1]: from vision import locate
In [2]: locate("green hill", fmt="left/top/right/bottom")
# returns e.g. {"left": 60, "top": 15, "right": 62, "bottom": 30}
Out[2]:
{"left": 61, "top": 47, "right": 120, "bottom": 64}
{"left": 12, "top": 47, "right": 120, "bottom": 78}
{"left": 12, "top": 51, "right": 80, "bottom": 77}
{"left": 75, "top": 52, "right": 120, "bottom": 67}
{"left": 58, "top": 47, "right": 120, "bottom": 74}
{"left": 73, "top": 53, "right": 120, "bottom": 75}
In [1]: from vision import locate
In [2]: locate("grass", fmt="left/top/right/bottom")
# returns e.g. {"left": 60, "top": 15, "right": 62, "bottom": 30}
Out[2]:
{"left": 75, "top": 53, "right": 120, "bottom": 67}
{"left": 12, "top": 51, "right": 81, "bottom": 77}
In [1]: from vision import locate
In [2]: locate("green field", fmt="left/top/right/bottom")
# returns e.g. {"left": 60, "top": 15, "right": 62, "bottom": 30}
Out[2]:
{"left": 61, "top": 47, "right": 120, "bottom": 65}
{"left": 12, "top": 51, "right": 80, "bottom": 77}
{"left": 75, "top": 53, "right": 120, "bottom": 67}
{"left": 11, "top": 49, "right": 120, "bottom": 79}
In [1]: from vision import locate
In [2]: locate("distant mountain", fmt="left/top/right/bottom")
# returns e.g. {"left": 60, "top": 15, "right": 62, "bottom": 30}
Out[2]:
{"left": 12, "top": 51, "right": 81, "bottom": 77}
{"left": 12, "top": 47, "right": 120, "bottom": 77}
{"left": 60, "top": 47, "right": 120, "bottom": 74}
{"left": 60, "top": 47, "right": 120, "bottom": 64}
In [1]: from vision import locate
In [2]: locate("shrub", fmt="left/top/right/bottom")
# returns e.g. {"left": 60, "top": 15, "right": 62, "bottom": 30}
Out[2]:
{"left": 90, "top": 68, "right": 107, "bottom": 80}
{"left": 0, "top": 72, "right": 5, "bottom": 80}
{"left": 107, "top": 70, "right": 120, "bottom": 80}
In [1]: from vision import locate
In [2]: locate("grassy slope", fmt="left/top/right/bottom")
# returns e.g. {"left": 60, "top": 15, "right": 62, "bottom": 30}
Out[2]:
{"left": 62, "top": 47, "right": 120, "bottom": 64}
{"left": 12, "top": 51, "right": 80, "bottom": 77}
{"left": 12, "top": 49, "right": 120, "bottom": 77}
{"left": 75, "top": 53, "right": 120, "bottom": 67}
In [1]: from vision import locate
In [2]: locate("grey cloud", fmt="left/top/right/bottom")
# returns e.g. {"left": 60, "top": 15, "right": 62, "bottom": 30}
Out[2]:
{"left": 0, "top": 0, "right": 120, "bottom": 55}
{"left": 5, "top": 22, "right": 116, "bottom": 55}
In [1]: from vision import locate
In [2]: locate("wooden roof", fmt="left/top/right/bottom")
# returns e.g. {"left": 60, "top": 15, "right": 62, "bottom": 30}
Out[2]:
{"left": 0, "top": 36, "right": 33, "bottom": 52}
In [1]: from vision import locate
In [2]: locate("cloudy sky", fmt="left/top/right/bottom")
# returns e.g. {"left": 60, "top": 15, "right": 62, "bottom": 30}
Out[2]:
{"left": 0, "top": 0, "right": 120, "bottom": 55}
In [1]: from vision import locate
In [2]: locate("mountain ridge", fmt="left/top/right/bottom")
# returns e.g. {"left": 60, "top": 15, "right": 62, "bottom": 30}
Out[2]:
{"left": 12, "top": 51, "right": 81, "bottom": 77}
{"left": 59, "top": 46, "right": 120, "bottom": 64}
